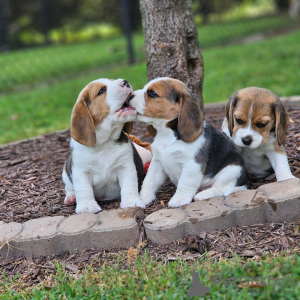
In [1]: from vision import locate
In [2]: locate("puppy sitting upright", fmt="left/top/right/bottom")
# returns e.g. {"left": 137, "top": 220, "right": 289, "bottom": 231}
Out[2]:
{"left": 129, "top": 77, "right": 249, "bottom": 208}
{"left": 62, "top": 78, "right": 147, "bottom": 214}
{"left": 222, "top": 87, "right": 295, "bottom": 181}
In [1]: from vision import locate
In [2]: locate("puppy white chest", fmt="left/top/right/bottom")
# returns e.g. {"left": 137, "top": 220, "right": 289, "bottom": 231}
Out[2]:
{"left": 240, "top": 146, "right": 271, "bottom": 177}
{"left": 152, "top": 136, "right": 198, "bottom": 185}
{"left": 73, "top": 142, "right": 130, "bottom": 199}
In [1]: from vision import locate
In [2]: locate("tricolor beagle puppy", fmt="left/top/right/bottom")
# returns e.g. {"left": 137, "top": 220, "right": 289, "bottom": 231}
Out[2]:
{"left": 129, "top": 78, "right": 249, "bottom": 207}
{"left": 62, "top": 78, "right": 151, "bottom": 214}
{"left": 222, "top": 87, "right": 295, "bottom": 181}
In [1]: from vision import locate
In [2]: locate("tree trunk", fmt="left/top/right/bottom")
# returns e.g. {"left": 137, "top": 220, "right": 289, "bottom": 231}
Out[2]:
{"left": 139, "top": 0, "right": 204, "bottom": 109}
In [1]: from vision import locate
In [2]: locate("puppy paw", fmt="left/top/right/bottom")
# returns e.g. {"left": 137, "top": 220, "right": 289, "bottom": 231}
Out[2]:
{"left": 140, "top": 194, "right": 155, "bottom": 206}
{"left": 64, "top": 193, "right": 76, "bottom": 205}
{"left": 194, "top": 189, "right": 218, "bottom": 201}
{"left": 75, "top": 200, "right": 102, "bottom": 214}
{"left": 121, "top": 197, "right": 146, "bottom": 209}
{"left": 277, "top": 174, "right": 296, "bottom": 181}
{"left": 168, "top": 196, "right": 192, "bottom": 208}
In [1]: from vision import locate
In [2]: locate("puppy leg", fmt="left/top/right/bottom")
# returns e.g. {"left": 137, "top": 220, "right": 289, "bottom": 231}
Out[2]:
{"left": 194, "top": 166, "right": 247, "bottom": 201}
{"left": 266, "top": 149, "right": 295, "bottom": 181}
{"left": 62, "top": 169, "right": 76, "bottom": 205}
{"left": 72, "top": 172, "right": 101, "bottom": 214}
{"left": 118, "top": 166, "right": 145, "bottom": 209}
{"left": 140, "top": 159, "right": 167, "bottom": 205}
{"left": 168, "top": 165, "right": 203, "bottom": 208}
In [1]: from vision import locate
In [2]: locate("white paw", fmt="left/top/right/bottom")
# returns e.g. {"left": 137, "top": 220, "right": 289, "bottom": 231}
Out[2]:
{"left": 64, "top": 193, "right": 76, "bottom": 205}
{"left": 121, "top": 197, "right": 146, "bottom": 209}
{"left": 194, "top": 189, "right": 217, "bottom": 201}
{"left": 168, "top": 196, "right": 192, "bottom": 208}
{"left": 75, "top": 199, "right": 102, "bottom": 214}
{"left": 277, "top": 174, "right": 296, "bottom": 181}
{"left": 140, "top": 193, "right": 156, "bottom": 206}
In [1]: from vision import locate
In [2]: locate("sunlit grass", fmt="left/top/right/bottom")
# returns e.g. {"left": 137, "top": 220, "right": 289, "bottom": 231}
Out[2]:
{"left": 0, "top": 15, "right": 297, "bottom": 93}
{"left": 0, "top": 252, "right": 299, "bottom": 299}
{"left": 0, "top": 29, "right": 299, "bottom": 144}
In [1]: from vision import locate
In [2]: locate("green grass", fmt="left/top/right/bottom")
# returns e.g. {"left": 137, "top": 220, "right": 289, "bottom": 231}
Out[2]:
{"left": 1, "top": 252, "right": 299, "bottom": 299}
{"left": 197, "top": 15, "right": 296, "bottom": 48}
{"left": 0, "top": 15, "right": 297, "bottom": 93}
{"left": 1, "top": 29, "right": 300, "bottom": 145}
{"left": 202, "top": 28, "right": 300, "bottom": 104}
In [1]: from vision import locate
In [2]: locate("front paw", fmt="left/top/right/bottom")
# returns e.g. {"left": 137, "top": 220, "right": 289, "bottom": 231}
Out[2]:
{"left": 121, "top": 197, "right": 146, "bottom": 209}
{"left": 168, "top": 196, "right": 192, "bottom": 208}
{"left": 64, "top": 193, "right": 76, "bottom": 205}
{"left": 76, "top": 199, "right": 102, "bottom": 214}
{"left": 140, "top": 193, "right": 156, "bottom": 206}
{"left": 194, "top": 189, "right": 216, "bottom": 201}
{"left": 277, "top": 174, "right": 296, "bottom": 181}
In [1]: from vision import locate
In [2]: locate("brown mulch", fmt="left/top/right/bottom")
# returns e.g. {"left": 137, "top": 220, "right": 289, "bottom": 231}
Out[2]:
{"left": 0, "top": 105, "right": 299, "bottom": 224}
{"left": 0, "top": 105, "right": 300, "bottom": 288}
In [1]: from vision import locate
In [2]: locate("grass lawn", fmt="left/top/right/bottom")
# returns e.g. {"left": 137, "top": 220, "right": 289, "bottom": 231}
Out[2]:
{"left": 0, "top": 15, "right": 297, "bottom": 93}
{"left": 0, "top": 28, "right": 299, "bottom": 145}
{"left": 1, "top": 252, "right": 299, "bottom": 299}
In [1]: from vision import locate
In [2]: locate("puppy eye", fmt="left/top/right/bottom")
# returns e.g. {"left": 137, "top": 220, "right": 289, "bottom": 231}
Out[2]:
{"left": 147, "top": 89, "right": 159, "bottom": 98}
{"left": 97, "top": 87, "right": 107, "bottom": 96}
{"left": 236, "top": 118, "right": 244, "bottom": 125}
{"left": 256, "top": 122, "right": 266, "bottom": 128}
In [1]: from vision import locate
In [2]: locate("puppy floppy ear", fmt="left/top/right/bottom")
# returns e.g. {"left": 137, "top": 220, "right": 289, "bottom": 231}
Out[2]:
{"left": 274, "top": 98, "right": 289, "bottom": 146}
{"left": 225, "top": 91, "right": 239, "bottom": 136}
{"left": 71, "top": 89, "right": 96, "bottom": 147}
{"left": 177, "top": 91, "right": 203, "bottom": 142}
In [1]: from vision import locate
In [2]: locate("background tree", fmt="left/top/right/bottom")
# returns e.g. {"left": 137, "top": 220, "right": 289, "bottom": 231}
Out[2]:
{"left": 139, "top": 0, "right": 204, "bottom": 109}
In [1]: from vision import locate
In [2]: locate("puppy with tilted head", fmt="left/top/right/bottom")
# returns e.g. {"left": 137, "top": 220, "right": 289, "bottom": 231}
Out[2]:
{"left": 222, "top": 87, "right": 295, "bottom": 181}
{"left": 129, "top": 77, "right": 249, "bottom": 208}
{"left": 62, "top": 78, "right": 151, "bottom": 214}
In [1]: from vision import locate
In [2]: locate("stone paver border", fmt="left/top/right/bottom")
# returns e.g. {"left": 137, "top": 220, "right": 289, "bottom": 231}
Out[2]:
{"left": 1, "top": 178, "right": 299, "bottom": 258}
{"left": 1, "top": 98, "right": 299, "bottom": 258}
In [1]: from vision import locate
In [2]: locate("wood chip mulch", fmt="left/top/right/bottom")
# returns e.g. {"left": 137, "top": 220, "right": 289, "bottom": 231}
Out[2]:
{"left": 0, "top": 105, "right": 299, "bottom": 288}
{"left": 0, "top": 105, "right": 299, "bottom": 223}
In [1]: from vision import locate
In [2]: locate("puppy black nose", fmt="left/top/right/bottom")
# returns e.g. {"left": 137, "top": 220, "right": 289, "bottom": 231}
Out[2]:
{"left": 242, "top": 135, "right": 253, "bottom": 146}
{"left": 122, "top": 80, "right": 130, "bottom": 88}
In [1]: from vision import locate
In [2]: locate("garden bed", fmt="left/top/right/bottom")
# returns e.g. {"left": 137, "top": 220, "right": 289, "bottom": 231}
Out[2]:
{"left": 0, "top": 104, "right": 299, "bottom": 224}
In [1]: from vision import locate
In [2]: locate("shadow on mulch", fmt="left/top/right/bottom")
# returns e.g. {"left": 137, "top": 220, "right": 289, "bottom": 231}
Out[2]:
{"left": 0, "top": 104, "right": 299, "bottom": 286}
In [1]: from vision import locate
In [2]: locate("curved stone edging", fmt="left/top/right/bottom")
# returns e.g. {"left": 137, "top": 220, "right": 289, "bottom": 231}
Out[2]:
{"left": 143, "top": 179, "right": 300, "bottom": 244}
{"left": 0, "top": 207, "right": 142, "bottom": 258}
{"left": 0, "top": 179, "right": 299, "bottom": 258}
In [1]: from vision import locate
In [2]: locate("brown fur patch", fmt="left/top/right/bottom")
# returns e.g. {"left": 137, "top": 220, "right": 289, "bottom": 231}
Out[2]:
{"left": 144, "top": 79, "right": 203, "bottom": 142}
{"left": 87, "top": 82, "right": 110, "bottom": 126}
{"left": 228, "top": 87, "right": 288, "bottom": 145}
{"left": 144, "top": 80, "right": 180, "bottom": 120}
{"left": 71, "top": 82, "right": 110, "bottom": 147}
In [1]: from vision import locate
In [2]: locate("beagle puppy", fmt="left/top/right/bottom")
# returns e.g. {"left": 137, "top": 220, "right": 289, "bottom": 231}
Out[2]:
{"left": 62, "top": 78, "right": 149, "bottom": 214}
{"left": 129, "top": 78, "right": 249, "bottom": 208}
{"left": 222, "top": 87, "right": 295, "bottom": 181}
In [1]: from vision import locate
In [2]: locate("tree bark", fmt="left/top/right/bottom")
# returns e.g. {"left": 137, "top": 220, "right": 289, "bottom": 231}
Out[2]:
{"left": 139, "top": 0, "right": 204, "bottom": 109}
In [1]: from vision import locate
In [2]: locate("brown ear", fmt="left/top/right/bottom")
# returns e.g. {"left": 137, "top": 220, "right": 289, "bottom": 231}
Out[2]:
{"left": 274, "top": 99, "right": 289, "bottom": 146}
{"left": 71, "top": 91, "right": 96, "bottom": 147}
{"left": 123, "top": 122, "right": 133, "bottom": 134}
{"left": 177, "top": 92, "right": 203, "bottom": 142}
{"left": 225, "top": 91, "right": 239, "bottom": 136}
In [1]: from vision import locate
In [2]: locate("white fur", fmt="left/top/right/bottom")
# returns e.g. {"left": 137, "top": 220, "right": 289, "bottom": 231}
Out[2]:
{"left": 62, "top": 79, "right": 145, "bottom": 214}
{"left": 130, "top": 79, "right": 247, "bottom": 207}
